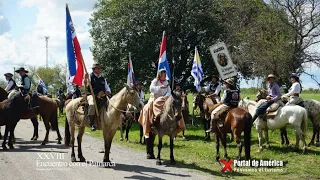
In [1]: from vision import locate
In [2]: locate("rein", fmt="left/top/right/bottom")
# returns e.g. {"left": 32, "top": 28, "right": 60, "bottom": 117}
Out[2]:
{"left": 106, "top": 96, "right": 137, "bottom": 114}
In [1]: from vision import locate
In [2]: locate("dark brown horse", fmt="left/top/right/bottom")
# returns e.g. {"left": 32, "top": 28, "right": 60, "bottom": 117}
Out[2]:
{"left": 193, "top": 93, "right": 216, "bottom": 140}
{"left": 0, "top": 92, "right": 39, "bottom": 150}
{"left": 0, "top": 88, "right": 62, "bottom": 145}
{"left": 211, "top": 104, "right": 252, "bottom": 162}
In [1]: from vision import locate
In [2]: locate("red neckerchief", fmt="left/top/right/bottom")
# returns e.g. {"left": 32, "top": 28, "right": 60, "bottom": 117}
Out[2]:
{"left": 159, "top": 79, "right": 165, "bottom": 84}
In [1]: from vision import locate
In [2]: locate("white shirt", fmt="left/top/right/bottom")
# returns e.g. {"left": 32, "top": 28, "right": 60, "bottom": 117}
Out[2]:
{"left": 5, "top": 80, "right": 14, "bottom": 92}
{"left": 204, "top": 83, "right": 221, "bottom": 96}
{"left": 285, "top": 82, "right": 301, "bottom": 96}
{"left": 149, "top": 78, "right": 171, "bottom": 99}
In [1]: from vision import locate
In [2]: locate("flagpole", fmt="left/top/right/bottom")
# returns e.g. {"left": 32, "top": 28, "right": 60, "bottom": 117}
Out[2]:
{"left": 66, "top": 4, "right": 99, "bottom": 117}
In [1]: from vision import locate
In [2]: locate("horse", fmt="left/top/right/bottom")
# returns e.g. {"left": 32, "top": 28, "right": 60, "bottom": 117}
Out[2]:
{"left": 147, "top": 93, "right": 183, "bottom": 165}
{"left": 209, "top": 103, "right": 252, "bottom": 162}
{"left": 64, "top": 84, "right": 142, "bottom": 164}
{"left": 193, "top": 93, "right": 216, "bottom": 140}
{"left": 0, "top": 87, "right": 62, "bottom": 145}
{"left": 175, "top": 92, "right": 188, "bottom": 140}
{"left": 120, "top": 103, "right": 145, "bottom": 144}
{"left": 239, "top": 97, "right": 308, "bottom": 153}
{"left": 57, "top": 93, "right": 66, "bottom": 114}
{"left": 256, "top": 89, "right": 320, "bottom": 146}
{"left": 0, "top": 92, "right": 39, "bottom": 150}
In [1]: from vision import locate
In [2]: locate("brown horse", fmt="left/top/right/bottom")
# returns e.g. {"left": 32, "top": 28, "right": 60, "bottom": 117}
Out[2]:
{"left": 193, "top": 93, "right": 216, "bottom": 140}
{"left": 0, "top": 92, "right": 39, "bottom": 149}
{"left": 210, "top": 104, "right": 252, "bottom": 162}
{"left": 0, "top": 88, "right": 62, "bottom": 145}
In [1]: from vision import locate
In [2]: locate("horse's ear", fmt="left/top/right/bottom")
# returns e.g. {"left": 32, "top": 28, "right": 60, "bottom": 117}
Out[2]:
{"left": 258, "top": 89, "right": 262, "bottom": 93}
{"left": 124, "top": 83, "right": 131, "bottom": 90}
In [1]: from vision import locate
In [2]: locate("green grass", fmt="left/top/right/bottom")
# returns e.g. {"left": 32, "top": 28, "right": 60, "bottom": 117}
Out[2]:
{"left": 59, "top": 93, "right": 320, "bottom": 179}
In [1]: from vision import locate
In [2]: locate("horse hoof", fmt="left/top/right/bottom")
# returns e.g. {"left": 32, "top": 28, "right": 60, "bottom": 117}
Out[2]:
{"left": 147, "top": 154, "right": 155, "bottom": 159}
{"left": 9, "top": 145, "right": 14, "bottom": 149}
{"left": 170, "top": 160, "right": 176, "bottom": 165}
{"left": 41, "top": 142, "right": 46, "bottom": 145}
{"left": 156, "top": 160, "right": 162, "bottom": 165}
{"left": 2, "top": 146, "right": 8, "bottom": 151}
{"left": 120, "top": 138, "right": 123, "bottom": 141}
{"left": 71, "top": 157, "right": 76, "bottom": 162}
{"left": 79, "top": 157, "right": 86, "bottom": 162}
{"left": 182, "top": 137, "right": 188, "bottom": 141}
{"left": 57, "top": 141, "right": 61, "bottom": 145}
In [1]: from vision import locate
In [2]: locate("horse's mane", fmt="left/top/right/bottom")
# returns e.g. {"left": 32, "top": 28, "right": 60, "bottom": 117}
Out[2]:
{"left": 0, "top": 87, "right": 8, "bottom": 101}
{"left": 4, "top": 92, "right": 24, "bottom": 109}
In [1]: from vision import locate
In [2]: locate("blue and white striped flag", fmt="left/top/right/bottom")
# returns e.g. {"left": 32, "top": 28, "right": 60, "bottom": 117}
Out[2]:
{"left": 191, "top": 47, "right": 203, "bottom": 92}
{"left": 38, "top": 78, "right": 47, "bottom": 94}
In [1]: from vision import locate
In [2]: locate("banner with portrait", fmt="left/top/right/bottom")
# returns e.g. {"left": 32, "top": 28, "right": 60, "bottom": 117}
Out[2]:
{"left": 209, "top": 42, "right": 237, "bottom": 80}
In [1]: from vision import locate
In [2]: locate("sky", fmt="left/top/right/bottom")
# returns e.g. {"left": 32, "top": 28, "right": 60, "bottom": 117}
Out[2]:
{"left": 0, "top": 0, "right": 319, "bottom": 89}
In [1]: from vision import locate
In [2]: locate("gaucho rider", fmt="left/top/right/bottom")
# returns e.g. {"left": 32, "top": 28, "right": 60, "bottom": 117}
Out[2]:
{"left": 206, "top": 78, "right": 240, "bottom": 132}
{"left": 281, "top": 73, "right": 303, "bottom": 105}
{"left": 138, "top": 68, "right": 171, "bottom": 159}
{"left": 251, "top": 74, "right": 281, "bottom": 123}
{"left": 202, "top": 75, "right": 222, "bottom": 104}
{"left": 4, "top": 73, "right": 17, "bottom": 92}
{"left": 8, "top": 67, "right": 31, "bottom": 98}
{"left": 84, "top": 63, "right": 111, "bottom": 131}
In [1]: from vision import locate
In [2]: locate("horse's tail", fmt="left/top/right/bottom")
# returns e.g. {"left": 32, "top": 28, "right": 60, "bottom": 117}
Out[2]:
{"left": 64, "top": 116, "right": 70, "bottom": 146}
{"left": 301, "top": 109, "right": 308, "bottom": 134}
{"left": 244, "top": 112, "right": 252, "bottom": 160}
{"left": 50, "top": 108, "right": 59, "bottom": 131}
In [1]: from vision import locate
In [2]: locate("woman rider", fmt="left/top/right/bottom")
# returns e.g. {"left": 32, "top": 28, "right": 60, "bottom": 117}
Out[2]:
{"left": 282, "top": 73, "right": 303, "bottom": 105}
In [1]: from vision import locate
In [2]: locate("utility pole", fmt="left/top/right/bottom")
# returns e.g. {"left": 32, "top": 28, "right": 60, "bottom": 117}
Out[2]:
{"left": 45, "top": 36, "right": 50, "bottom": 68}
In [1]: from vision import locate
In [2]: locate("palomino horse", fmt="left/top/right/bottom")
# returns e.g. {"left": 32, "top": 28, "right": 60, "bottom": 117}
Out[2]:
{"left": 0, "top": 87, "right": 62, "bottom": 145}
{"left": 239, "top": 97, "right": 308, "bottom": 153}
{"left": 120, "top": 103, "right": 144, "bottom": 143}
{"left": 147, "top": 93, "right": 182, "bottom": 165}
{"left": 0, "top": 92, "right": 39, "bottom": 150}
{"left": 256, "top": 89, "right": 320, "bottom": 146}
{"left": 193, "top": 93, "right": 216, "bottom": 140}
{"left": 64, "top": 84, "right": 142, "bottom": 164}
{"left": 210, "top": 103, "right": 252, "bottom": 162}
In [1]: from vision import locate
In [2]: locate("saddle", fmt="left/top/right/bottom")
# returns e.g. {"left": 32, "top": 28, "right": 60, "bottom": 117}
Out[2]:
{"left": 214, "top": 106, "right": 232, "bottom": 128}
{"left": 257, "top": 99, "right": 284, "bottom": 120}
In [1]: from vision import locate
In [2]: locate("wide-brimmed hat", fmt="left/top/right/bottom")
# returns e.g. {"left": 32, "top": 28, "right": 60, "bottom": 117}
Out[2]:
{"left": 15, "top": 67, "right": 28, "bottom": 73}
{"left": 266, "top": 74, "right": 276, "bottom": 80}
{"left": 223, "top": 78, "right": 235, "bottom": 86}
{"left": 92, "top": 63, "right": 101, "bottom": 69}
{"left": 4, "top": 73, "right": 13, "bottom": 77}
{"left": 290, "top": 73, "right": 299, "bottom": 79}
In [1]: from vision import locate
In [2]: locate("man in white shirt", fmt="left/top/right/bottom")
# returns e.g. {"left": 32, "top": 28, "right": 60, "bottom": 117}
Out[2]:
{"left": 4, "top": 73, "right": 16, "bottom": 92}
{"left": 202, "top": 75, "right": 222, "bottom": 103}
{"left": 282, "top": 73, "right": 303, "bottom": 105}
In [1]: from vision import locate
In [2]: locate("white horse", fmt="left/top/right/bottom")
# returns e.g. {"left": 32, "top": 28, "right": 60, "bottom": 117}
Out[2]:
{"left": 238, "top": 97, "right": 308, "bottom": 153}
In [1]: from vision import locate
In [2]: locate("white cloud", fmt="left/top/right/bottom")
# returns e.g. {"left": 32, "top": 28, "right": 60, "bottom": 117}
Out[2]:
{"left": 0, "top": 0, "right": 95, "bottom": 80}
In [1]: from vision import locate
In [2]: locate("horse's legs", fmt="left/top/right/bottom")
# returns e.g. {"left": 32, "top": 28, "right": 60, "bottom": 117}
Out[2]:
{"left": 280, "top": 128, "right": 285, "bottom": 146}
{"left": 70, "top": 126, "right": 76, "bottom": 162}
{"left": 125, "top": 118, "right": 133, "bottom": 142}
{"left": 295, "top": 126, "right": 307, "bottom": 153}
{"left": 31, "top": 117, "right": 39, "bottom": 140}
{"left": 170, "top": 137, "right": 175, "bottom": 165}
{"left": 56, "top": 127, "right": 62, "bottom": 144}
{"left": 8, "top": 124, "right": 17, "bottom": 149}
{"left": 139, "top": 124, "right": 144, "bottom": 144}
{"left": 221, "top": 133, "right": 228, "bottom": 159}
{"left": 282, "top": 128, "right": 290, "bottom": 146}
{"left": 77, "top": 126, "right": 86, "bottom": 162}
{"left": 41, "top": 117, "right": 50, "bottom": 145}
{"left": 214, "top": 133, "right": 220, "bottom": 163}
{"left": 204, "top": 118, "right": 210, "bottom": 141}
{"left": 2, "top": 125, "right": 10, "bottom": 150}
{"left": 0, "top": 127, "right": 2, "bottom": 140}
{"left": 264, "top": 129, "right": 270, "bottom": 149}
{"left": 120, "top": 123, "right": 124, "bottom": 141}
{"left": 309, "top": 124, "right": 316, "bottom": 146}
{"left": 156, "top": 136, "right": 163, "bottom": 165}
{"left": 103, "top": 130, "right": 117, "bottom": 167}
{"left": 233, "top": 129, "right": 242, "bottom": 161}
{"left": 257, "top": 128, "right": 263, "bottom": 152}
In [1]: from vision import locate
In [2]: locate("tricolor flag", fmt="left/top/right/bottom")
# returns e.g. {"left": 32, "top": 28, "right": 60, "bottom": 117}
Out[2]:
{"left": 39, "top": 79, "right": 47, "bottom": 94}
{"left": 66, "top": 4, "right": 84, "bottom": 87}
{"left": 191, "top": 47, "right": 203, "bottom": 92}
{"left": 127, "top": 53, "right": 136, "bottom": 85}
{"left": 157, "top": 31, "right": 171, "bottom": 79}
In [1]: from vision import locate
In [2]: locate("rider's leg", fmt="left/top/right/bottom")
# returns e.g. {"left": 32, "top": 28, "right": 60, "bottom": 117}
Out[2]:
{"left": 87, "top": 95, "right": 96, "bottom": 131}
{"left": 206, "top": 105, "right": 223, "bottom": 132}
{"left": 252, "top": 101, "right": 272, "bottom": 123}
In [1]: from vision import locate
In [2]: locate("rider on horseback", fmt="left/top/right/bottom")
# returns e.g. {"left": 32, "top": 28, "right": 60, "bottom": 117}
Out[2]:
{"left": 8, "top": 67, "right": 31, "bottom": 98}
{"left": 202, "top": 75, "right": 221, "bottom": 103}
{"left": 36, "top": 84, "right": 45, "bottom": 96}
{"left": 252, "top": 74, "right": 282, "bottom": 123}
{"left": 206, "top": 78, "right": 239, "bottom": 132}
{"left": 84, "top": 63, "right": 111, "bottom": 131}
{"left": 4, "top": 73, "right": 16, "bottom": 93}
{"left": 282, "top": 73, "right": 303, "bottom": 105}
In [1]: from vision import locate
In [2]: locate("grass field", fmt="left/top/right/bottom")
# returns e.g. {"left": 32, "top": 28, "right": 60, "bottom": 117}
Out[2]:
{"left": 58, "top": 92, "right": 320, "bottom": 179}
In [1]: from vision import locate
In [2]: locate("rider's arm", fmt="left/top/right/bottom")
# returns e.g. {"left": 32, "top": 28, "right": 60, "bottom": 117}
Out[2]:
{"left": 271, "top": 84, "right": 281, "bottom": 102}
{"left": 220, "top": 89, "right": 227, "bottom": 103}
{"left": 24, "top": 77, "right": 31, "bottom": 90}
{"left": 284, "top": 83, "right": 299, "bottom": 97}
{"left": 105, "top": 79, "right": 111, "bottom": 95}
{"left": 214, "top": 84, "right": 221, "bottom": 96}
{"left": 165, "top": 84, "right": 171, "bottom": 97}
{"left": 5, "top": 81, "right": 14, "bottom": 92}
{"left": 150, "top": 79, "right": 160, "bottom": 93}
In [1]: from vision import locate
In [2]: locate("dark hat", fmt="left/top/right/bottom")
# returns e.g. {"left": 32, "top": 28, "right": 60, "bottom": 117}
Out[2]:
{"left": 4, "top": 73, "right": 13, "bottom": 77}
{"left": 92, "top": 63, "right": 101, "bottom": 69}
{"left": 290, "top": 73, "right": 299, "bottom": 79}
{"left": 15, "top": 67, "right": 28, "bottom": 73}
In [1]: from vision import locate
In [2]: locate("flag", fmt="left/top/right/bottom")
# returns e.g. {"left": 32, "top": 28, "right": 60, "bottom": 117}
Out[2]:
{"left": 38, "top": 78, "right": 47, "bottom": 94}
{"left": 66, "top": 5, "right": 84, "bottom": 86}
{"left": 157, "top": 31, "right": 171, "bottom": 79}
{"left": 66, "top": 69, "right": 74, "bottom": 94}
{"left": 127, "top": 53, "right": 136, "bottom": 85}
{"left": 191, "top": 47, "right": 203, "bottom": 92}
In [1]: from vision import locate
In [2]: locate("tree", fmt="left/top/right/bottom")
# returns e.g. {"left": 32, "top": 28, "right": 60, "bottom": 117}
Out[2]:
{"left": 89, "top": 0, "right": 224, "bottom": 91}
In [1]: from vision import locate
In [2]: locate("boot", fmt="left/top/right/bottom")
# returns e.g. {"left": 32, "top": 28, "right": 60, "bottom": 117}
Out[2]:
{"left": 146, "top": 137, "right": 155, "bottom": 159}
{"left": 89, "top": 115, "right": 96, "bottom": 131}
{"left": 206, "top": 118, "right": 216, "bottom": 133}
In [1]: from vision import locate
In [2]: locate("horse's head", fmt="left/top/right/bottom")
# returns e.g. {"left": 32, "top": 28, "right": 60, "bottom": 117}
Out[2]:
{"left": 8, "top": 92, "right": 39, "bottom": 112}
{"left": 124, "top": 84, "right": 143, "bottom": 110}
{"left": 171, "top": 91, "right": 183, "bottom": 121}
{"left": 193, "top": 92, "right": 204, "bottom": 109}
{"left": 255, "top": 89, "right": 268, "bottom": 102}
{"left": 238, "top": 97, "right": 250, "bottom": 109}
